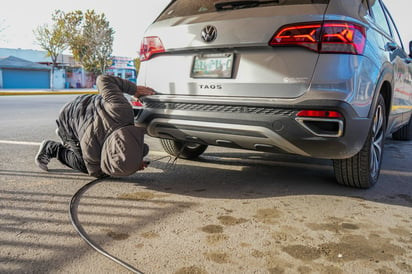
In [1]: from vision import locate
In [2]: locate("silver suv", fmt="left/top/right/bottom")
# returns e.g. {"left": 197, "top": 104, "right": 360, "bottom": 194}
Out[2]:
{"left": 137, "top": 0, "right": 412, "bottom": 188}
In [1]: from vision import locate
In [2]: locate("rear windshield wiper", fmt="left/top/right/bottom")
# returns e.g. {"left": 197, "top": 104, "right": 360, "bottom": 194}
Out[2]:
{"left": 215, "top": 0, "right": 280, "bottom": 11}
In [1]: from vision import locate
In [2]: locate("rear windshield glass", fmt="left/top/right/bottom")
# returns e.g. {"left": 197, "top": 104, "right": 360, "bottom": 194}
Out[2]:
{"left": 157, "top": 0, "right": 330, "bottom": 21}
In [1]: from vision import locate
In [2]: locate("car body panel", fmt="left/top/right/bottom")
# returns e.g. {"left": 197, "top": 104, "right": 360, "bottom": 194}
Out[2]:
{"left": 141, "top": 48, "right": 318, "bottom": 99}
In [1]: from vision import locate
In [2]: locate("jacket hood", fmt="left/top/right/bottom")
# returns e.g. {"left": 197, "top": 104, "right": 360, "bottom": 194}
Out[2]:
{"left": 101, "top": 125, "right": 144, "bottom": 177}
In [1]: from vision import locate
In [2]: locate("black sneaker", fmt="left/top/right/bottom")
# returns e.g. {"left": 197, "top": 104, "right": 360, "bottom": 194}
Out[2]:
{"left": 35, "top": 140, "right": 51, "bottom": 171}
{"left": 143, "top": 143, "right": 149, "bottom": 157}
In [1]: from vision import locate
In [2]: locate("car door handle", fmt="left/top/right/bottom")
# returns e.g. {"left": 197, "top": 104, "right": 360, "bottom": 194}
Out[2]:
{"left": 385, "top": 42, "right": 398, "bottom": 52}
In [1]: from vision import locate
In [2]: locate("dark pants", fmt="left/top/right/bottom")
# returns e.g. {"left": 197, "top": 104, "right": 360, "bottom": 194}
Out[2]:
{"left": 47, "top": 122, "right": 88, "bottom": 174}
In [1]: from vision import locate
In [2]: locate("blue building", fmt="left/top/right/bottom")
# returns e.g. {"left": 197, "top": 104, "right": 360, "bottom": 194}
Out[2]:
{"left": 106, "top": 56, "right": 137, "bottom": 83}
{"left": 0, "top": 56, "right": 51, "bottom": 89}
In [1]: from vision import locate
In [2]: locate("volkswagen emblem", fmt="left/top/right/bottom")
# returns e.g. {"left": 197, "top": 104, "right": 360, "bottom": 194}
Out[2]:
{"left": 201, "top": 25, "right": 217, "bottom": 42}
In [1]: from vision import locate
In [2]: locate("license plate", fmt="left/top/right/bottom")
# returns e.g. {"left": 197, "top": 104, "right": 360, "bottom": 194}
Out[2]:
{"left": 191, "top": 53, "right": 235, "bottom": 78}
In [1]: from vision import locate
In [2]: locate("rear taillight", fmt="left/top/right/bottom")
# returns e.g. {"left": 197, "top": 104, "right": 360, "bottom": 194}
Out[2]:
{"left": 270, "top": 24, "right": 321, "bottom": 51}
{"left": 131, "top": 100, "right": 143, "bottom": 107}
{"left": 140, "top": 36, "right": 165, "bottom": 61}
{"left": 296, "top": 110, "right": 343, "bottom": 118}
{"left": 270, "top": 21, "right": 366, "bottom": 55}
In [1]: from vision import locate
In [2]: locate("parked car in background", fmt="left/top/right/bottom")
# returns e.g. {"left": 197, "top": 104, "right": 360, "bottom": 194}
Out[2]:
{"left": 136, "top": 0, "right": 412, "bottom": 188}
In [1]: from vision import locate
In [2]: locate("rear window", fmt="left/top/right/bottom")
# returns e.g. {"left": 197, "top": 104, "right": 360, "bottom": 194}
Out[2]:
{"left": 157, "top": 0, "right": 330, "bottom": 21}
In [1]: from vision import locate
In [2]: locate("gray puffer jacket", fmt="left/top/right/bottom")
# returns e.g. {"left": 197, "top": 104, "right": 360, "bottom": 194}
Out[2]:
{"left": 57, "top": 75, "right": 145, "bottom": 177}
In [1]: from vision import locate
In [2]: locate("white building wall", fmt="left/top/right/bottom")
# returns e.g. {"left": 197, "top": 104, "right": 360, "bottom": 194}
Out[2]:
{"left": 52, "top": 68, "right": 66, "bottom": 89}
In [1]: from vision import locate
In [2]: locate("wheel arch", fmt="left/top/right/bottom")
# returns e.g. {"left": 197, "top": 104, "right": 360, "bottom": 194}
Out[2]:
{"left": 379, "top": 80, "right": 392, "bottom": 124}
{"left": 368, "top": 65, "right": 394, "bottom": 129}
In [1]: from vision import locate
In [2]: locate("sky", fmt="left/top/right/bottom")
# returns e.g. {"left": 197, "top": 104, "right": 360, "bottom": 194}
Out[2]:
{"left": 0, "top": 0, "right": 170, "bottom": 57}
{"left": 0, "top": 0, "right": 410, "bottom": 58}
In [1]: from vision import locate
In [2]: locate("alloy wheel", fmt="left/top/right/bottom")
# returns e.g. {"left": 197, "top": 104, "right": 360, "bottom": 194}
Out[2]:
{"left": 370, "top": 104, "right": 385, "bottom": 180}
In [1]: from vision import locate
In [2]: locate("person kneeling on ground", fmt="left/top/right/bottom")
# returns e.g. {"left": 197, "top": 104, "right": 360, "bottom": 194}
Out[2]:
{"left": 35, "top": 75, "right": 155, "bottom": 177}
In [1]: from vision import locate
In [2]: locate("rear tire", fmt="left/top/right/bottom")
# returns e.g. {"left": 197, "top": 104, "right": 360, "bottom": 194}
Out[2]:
{"left": 333, "top": 95, "right": 386, "bottom": 188}
{"left": 160, "top": 138, "right": 208, "bottom": 159}
{"left": 392, "top": 114, "right": 412, "bottom": 141}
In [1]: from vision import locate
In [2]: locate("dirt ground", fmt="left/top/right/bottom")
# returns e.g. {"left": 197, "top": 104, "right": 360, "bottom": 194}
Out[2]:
{"left": 74, "top": 174, "right": 412, "bottom": 274}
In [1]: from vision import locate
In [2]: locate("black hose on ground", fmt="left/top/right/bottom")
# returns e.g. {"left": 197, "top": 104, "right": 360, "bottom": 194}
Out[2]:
{"left": 69, "top": 176, "right": 144, "bottom": 274}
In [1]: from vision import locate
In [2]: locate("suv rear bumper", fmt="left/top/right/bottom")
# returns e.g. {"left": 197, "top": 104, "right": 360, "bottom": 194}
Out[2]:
{"left": 137, "top": 97, "right": 372, "bottom": 159}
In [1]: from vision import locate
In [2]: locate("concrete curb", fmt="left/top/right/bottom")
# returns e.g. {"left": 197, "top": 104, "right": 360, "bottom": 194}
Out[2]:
{"left": 0, "top": 90, "right": 98, "bottom": 96}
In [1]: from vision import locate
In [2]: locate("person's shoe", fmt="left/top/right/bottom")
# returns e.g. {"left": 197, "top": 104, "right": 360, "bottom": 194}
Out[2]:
{"left": 35, "top": 140, "right": 51, "bottom": 171}
{"left": 143, "top": 143, "right": 149, "bottom": 157}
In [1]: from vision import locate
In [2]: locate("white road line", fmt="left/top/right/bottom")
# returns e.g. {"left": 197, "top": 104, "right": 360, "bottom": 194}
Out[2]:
{"left": 0, "top": 140, "right": 41, "bottom": 146}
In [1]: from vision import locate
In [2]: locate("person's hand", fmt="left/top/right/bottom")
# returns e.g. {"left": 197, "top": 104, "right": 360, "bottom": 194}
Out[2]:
{"left": 135, "top": 86, "right": 155, "bottom": 98}
{"left": 138, "top": 160, "right": 150, "bottom": 171}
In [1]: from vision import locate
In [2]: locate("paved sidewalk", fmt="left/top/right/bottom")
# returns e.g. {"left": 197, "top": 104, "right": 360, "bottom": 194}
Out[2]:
{"left": 0, "top": 88, "right": 98, "bottom": 96}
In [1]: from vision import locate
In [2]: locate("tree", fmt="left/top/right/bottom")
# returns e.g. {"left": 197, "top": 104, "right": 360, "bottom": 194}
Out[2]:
{"left": 33, "top": 20, "right": 68, "bottom": 90}
{"left": 56, "top": 9, "right": 114, "bottom": 79}
{"left": 134, "top": 57, "right": 141, "bottom": 74}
